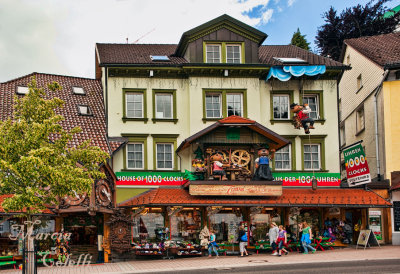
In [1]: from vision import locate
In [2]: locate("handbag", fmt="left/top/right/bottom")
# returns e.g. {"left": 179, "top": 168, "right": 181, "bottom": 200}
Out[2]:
{"left": 240, "top": 233, "right": 248, "bottom": 242}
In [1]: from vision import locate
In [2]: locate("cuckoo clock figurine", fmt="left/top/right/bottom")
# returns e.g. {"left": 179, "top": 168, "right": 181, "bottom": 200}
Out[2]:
{"left": 290, "top": 103, "right": 315, "bottom": 134}
{"left": 253, "top": 147, "right": 275, "bottom": 181}
{"left": 210, "top": 153, "right": 229, "bottom": 181}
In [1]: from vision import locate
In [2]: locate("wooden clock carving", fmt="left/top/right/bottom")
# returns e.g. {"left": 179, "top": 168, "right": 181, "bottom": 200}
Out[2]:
{"left": 64, "top": 190, "right": 87, "bottom": 206}
{"left": 96, "top": 179, "right": 112, "bottom": 207}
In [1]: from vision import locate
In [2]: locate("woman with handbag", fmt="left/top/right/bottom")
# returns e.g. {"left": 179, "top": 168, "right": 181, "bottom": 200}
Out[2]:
{"left": 238, "top": 224, "right": 249, "bottom": 257}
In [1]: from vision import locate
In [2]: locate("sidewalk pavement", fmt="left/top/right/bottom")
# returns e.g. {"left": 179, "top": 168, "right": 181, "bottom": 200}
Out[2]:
{"left": 1, "top": 245, "right": 399, "bottom": 274}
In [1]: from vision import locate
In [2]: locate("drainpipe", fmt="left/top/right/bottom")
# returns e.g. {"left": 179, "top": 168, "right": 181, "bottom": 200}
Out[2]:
{"left": 373, "top": 70, "right": 389, "bottom": 181}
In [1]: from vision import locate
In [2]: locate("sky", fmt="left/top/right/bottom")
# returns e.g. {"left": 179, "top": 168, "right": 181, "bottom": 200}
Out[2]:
{"left": 1, "top": 0, "right": 400, "bottom": 82}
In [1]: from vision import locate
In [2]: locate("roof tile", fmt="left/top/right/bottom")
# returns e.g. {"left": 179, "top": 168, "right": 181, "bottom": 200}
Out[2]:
{"left": 118, "top": 188, "right": 391, "bottom": 207}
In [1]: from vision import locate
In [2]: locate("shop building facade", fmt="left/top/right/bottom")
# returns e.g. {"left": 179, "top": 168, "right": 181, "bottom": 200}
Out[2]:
{"left": 339, "top": 33, "right": 400, "bottom": 244}
{"left": 94, "top": 15, "right": 392, "bottom": 252}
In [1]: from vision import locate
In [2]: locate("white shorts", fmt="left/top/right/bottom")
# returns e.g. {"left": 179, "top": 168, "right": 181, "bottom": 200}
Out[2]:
{"left": 239, "top": 241, "right": 247, "bottom": 253}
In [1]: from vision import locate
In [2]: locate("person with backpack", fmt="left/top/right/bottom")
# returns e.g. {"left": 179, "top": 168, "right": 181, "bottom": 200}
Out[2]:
{"left": 238, "top": 224, "right": 249, "bottom": 257}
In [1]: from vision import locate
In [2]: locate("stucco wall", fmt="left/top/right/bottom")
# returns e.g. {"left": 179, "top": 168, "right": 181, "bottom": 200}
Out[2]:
{"left": 383, "top": 80, "right": 400, "bottom": 177}
{"left": 107, "top": 75, "right": 340, "bottom": 174}
{"left": 339, "top": 46, "right": 387, "bottom": 180}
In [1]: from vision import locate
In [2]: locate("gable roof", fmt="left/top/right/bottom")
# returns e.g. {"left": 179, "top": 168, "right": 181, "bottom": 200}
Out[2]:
{"left": 176, "top": 115, "right": 290, "bottom": 152}
{"left": 0, "top": 72, "right": 110, "bottom": 154}
{"left": 174, "top": 14, "right": 267, "bottom": 56}
{"left": 97, "top": 43, "right": 345, "bottom": 68}
{"left": 342, "top": 32, "right": 400, "bottom": 68}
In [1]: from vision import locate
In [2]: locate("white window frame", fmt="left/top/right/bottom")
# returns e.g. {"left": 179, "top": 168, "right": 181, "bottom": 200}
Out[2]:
{"left": 304, "top": 144, "right": 321, "bottom": 170}
{"left": 72, "top": 87, "right": 85, "bottom": 95}
{"left": 16, "top": 86, "right": 29, "bottom": 95}
{"left": 126, "top": 143, "right": 144, "bottom": 170}
{"left": 155, "top": 93, "right": 173, "bottom": 119}
{"left": 156, "top": 143, "right": 174, "bottom": 170}
{"left": 274, "top": 145, "right": 291, "bottom": 170}
{"left": 206, "top": 44, "right": 221, "bottom": 63}
{"left": 356, "top": 106, "right": 365, "bottom": 133}
{"left": 226, "top": 44, "right": 241, "bottom": 64}
{"left": 126, "top": 92, "right": 144, "bottom": 118}
{"left": 273, "top": 94, "right": 290, "bottom": 120}
{"left": 303, "top": 94, "right": 319, "bottom": 119}
{"left": 226, "top": 93, "right": 243, "bottom": 117}
{"left": 77, "top": 105, "right": 91, "bottom": 115}
{"left": 205, "top": 94, "right": 222, "bottom": 118}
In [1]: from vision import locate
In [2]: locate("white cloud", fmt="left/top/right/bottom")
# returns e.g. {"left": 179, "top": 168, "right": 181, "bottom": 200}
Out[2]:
{"left": 288, "top": 0, "right": 296, "bottom": 7}
{"left": 0, "top": 0, "right": 275, "bottom": 82}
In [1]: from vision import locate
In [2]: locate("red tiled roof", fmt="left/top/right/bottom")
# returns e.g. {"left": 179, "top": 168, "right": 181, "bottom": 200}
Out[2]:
{"left": 96, "top": 44, "right": 345, "bottom": 68}
{"left": 218, "top": 115, "right": 255, "bottom": 124}
{"left": 108, "top": 137, "right": 128, "bottom": 155}
{"left": 0, "top": 195, "right": 53, "bottom": 214}
{"left": 258, "top": 45, "right": 345, "bottom": 68}
{"left": 0, "top": 72, "right": 109, "bottom": 154}
{"left": 344, "top": 33, "right": 400, "bottom": 67}
{"left": 118, "top": 188, "right": 391, "bottom": 208}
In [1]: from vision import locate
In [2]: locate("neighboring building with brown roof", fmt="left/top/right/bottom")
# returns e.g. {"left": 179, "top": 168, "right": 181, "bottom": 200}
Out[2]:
{"left": 0, "top": 73, "right": 120, "bottom": 261}
{"left": 339, "top": 32, "right": 400, "bottom": 245}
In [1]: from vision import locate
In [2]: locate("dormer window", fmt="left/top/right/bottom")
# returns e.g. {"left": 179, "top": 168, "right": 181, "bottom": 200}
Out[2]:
{"left": 205, "top": 42, "right": 244, "bottom": 64}
{"left": 77, "top": 105, "right": 91, "bottom": 115}
{"left": 16, "top": 86, "right": 29, "bottom": 95}
{"left": 72, "top": 87, "right": 85, "bottom": 95}
{"left": 226, "top": 44, "right": 241, "bottom": 63}
{"left": 206, "top": 44, "right": 221, "bottom": 63}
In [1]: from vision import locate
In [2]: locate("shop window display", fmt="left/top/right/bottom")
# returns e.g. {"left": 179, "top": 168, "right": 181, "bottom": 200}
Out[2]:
{"left": 132, "top": 213, "right": 165, "bottom": 242}
{"left": 209, "top": 213, "right": 243, "bottom": 242}
{"left": 250, "top": 212, "right": 281, "bottom": 242}
{"left": 288, "top": 209, "right": 320, "bottom": 239}
{"left": 170, "top": 210, "right": 201, "bottom": 243}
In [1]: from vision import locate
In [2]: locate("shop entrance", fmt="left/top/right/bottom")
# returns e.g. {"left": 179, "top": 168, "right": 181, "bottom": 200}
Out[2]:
{"left": 63, "top": 214, "right": 103, "bottom": 262}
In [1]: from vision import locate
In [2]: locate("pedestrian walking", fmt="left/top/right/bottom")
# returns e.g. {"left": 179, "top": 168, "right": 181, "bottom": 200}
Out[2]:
{"left": 300, "top": 221, "right": 316, "bottom": 254}
{"left": 208, "top": 230, "right": 219, "bottom": 258}
{"left": 276, "top": 225, "right": 289, "bottom": 256}
{"left": 238, "top": 224, "right": 249, "bottom": 257}
{"left": 267, "top": 222, "right": 279, "bottom": 255}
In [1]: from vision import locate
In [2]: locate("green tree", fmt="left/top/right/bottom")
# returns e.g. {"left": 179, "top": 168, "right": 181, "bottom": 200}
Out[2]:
{"left": 290, "top": 28, "right": 311, "bottom": 51}
{"left": 316, "top": 0, "right": 400, "bottom": 60}
{"left": 0, "top": 78, "right": 109, "bottom": 215}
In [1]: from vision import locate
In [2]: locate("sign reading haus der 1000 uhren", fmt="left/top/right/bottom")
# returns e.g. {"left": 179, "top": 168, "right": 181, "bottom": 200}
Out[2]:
{"left": 343, "top": 143, "right": 371, "bottom": 186}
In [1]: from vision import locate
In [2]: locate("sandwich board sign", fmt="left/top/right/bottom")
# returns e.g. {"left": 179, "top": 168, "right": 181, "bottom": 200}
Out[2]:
{"left": 343, "top": 142, "right": 371, "bottom": 187}
{"left": 356, "top": 229, "right": 380, "bottom": 250}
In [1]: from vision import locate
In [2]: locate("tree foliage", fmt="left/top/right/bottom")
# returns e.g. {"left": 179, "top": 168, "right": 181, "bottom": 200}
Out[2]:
{"left": 290, "top": 28, "right": 311, "bottom": 51}
{"left": 0, "top": 78, "right": 109, "bottom": 215}
{"left": 316, "top": 0, "right": 400, "bottom": 61}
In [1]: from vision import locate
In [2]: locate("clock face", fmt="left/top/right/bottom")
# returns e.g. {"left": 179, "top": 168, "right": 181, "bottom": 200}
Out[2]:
{"left": 96, "top": 179, "right": 112, "bottom": 207}
{"left": 64, "top": 190, "right": 87, "bottom": 206}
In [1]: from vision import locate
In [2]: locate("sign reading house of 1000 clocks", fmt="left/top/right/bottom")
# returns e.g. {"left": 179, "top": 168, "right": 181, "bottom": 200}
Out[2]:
{"left": 116, "top": 172, "right": 340, "bottom": 187}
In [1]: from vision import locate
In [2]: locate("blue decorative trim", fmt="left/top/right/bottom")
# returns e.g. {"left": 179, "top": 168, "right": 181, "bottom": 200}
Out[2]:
{"left": 267, "top": 65, "right": 326, "bottom": 81}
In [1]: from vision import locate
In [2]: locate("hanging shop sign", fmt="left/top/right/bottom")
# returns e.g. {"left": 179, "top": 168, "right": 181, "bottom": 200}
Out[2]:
{"left": 273, "top": 172, "right": 341, "bottom": 187}
{"left": 116, "top": 172, "right": 188, "bottom": 186}
{"left": 189, "top": 184, "right": 282, "bottom": 196}
{"left": 342, "top": 143, "right": 371, "bottom": 186}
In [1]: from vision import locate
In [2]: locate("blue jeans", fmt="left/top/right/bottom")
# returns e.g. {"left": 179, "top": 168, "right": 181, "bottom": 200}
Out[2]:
{"left": 301, "top": 241, "right": 315, "bottom": 253}
{"left": 208, "top": 244, "right": 218, "bottom": 256}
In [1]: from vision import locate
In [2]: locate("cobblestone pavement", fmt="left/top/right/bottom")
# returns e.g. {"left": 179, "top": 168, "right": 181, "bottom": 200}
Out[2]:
{"left": 0, "top": 245, "right": 399, "bottom": 274}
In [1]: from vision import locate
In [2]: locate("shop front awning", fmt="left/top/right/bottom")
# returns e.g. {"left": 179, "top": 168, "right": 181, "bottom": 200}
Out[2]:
{"left": 118, "top": 188, "right": 392, "bottom": 208}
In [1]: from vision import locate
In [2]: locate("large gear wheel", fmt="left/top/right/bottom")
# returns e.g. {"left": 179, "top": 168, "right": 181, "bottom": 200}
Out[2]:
{"left": 231, "top": 149, "right": 251, "bottom": 166}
